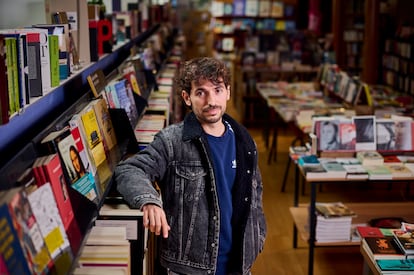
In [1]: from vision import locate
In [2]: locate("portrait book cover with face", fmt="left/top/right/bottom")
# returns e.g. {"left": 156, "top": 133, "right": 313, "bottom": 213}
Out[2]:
{"left": 353, "top": 115, "right": 376, "bottom": 151}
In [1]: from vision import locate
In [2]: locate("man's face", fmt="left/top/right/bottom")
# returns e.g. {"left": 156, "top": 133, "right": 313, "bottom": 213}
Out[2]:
{"left": 182, "top": 78, "right": 230, "bottom": 126}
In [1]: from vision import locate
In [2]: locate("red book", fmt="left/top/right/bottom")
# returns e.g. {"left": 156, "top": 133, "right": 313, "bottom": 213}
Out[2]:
{"left": 383, "top": 155, "right": 401, "bottom": 164}
{"left": 357, "top": 226, "right": 384, "bottom": 238}
{"left": 40, "top": 154, "right": 82, "bottom": 253}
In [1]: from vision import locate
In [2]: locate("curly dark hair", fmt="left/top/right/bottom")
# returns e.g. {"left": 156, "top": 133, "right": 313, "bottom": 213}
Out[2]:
{"left": 175, "top": 57, "right": 231, "bottom": 95}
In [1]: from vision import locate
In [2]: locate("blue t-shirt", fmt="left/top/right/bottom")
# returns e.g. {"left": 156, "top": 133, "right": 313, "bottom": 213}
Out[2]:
{"left": 206, "top": 121, "right": 236, "bottom": 275}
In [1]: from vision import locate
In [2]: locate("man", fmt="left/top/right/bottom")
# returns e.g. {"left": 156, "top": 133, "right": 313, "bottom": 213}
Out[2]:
{"left": 114, "top": 57, "right": 266, "bottom": 275}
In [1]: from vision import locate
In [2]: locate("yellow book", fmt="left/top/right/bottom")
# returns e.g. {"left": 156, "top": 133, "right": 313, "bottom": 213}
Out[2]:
{"left": 81, "top": 106, "right": 106, "bottom": 167}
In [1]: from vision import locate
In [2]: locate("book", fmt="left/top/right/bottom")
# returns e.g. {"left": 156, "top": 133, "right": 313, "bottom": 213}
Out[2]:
{"left": 319, "top": 158, "right": 347, "bottom": 179}
{"left": 87, "top": 69, "right": 107, "bottom": 98}
{"left": 69, "top": 114, "right": 98, "bottom": 176}
{"left": 357, "top": 226, "right": 384, "bottom": 238}
{"left": 48, "top": 34, "right": 60, "bottom": 87}
{"left": 90, "top": 98, "right": 117, "bottom": 151}
{"left": 353, "top": 115, "right": 377, "bottom": 151}
{"left": 377, "top": 258, "right": 414, "bottom": 272}
{"left": 392, "top": 115, "right": 413, "bottom": 151}
{"left": 55, "top": 130, "right": 98, "bottom": 202}
{"left": 384, "top": 163, "right": 414, "bottom": 178}
{"left": 362, "top": 236, "right": 406, "bottom": 260}
{"left": 376, "top": 118, "right": 396, "bottom": 151}
{"left": 392, "top": 229, "right": 414, "bottom": 255}
{"left": 0, "top": 34, "right": 10, "bottom": 124}
{"left": 363, "top": 165, "right": 393, "bottom": 180}
{"left": 26, "top": 183, "right": 73, "bottom": 274}
{"left": 81, "top": 105, "right": 107, "bottom": 168}
{"left": 0, "top": 187, "right": 52, "bottom": 274}
{"left": 315, "top": 202, "right": 356, "bottom": 218}
{"left": 342, "top": 164, "right": 369, "bottom": 179}
{"left": 0, "top": 201, "right": 32, "bottom": 275}
{"left": 298, "top": 155, "right": 320, "bottom": 166}
{"left": 4, "top": 36, "right": 19, "bottom": 115}
{"left": 356, "top": 151, "right": 384, "bottom": 166}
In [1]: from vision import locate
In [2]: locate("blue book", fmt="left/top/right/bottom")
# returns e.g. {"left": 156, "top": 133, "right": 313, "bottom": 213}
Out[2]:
{"left": 298, "top": 155, "right": 320, "bottom": 166}
{"left": 377, "top": 258, "right": 414, "bottom": 271}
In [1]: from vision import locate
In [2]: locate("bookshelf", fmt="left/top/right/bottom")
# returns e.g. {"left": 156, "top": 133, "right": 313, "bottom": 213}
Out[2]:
{"left": 0, "top": 2, "right": 177, "bottom": 273}
{"left": 332, "top": 0, "right": 366, "bottom": 77}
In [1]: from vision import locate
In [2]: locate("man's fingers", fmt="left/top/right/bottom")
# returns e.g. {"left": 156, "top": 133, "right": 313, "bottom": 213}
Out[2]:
{"left": 142, "top": 204, "right": 170, "bottom": 238}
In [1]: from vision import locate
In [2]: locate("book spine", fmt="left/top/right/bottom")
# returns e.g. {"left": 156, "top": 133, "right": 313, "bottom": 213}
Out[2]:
{"left": 26, "top": 33, "right": 43, "bottom": 97}
{"left": 0, "top": 35, "right": 10, "bottom": 124}
{"left": 5, "top": 37, "right": 18, "bottom": 115}
{"left": 49, "top": 34, "right": 60, "bottom": 87}
{"left": 38, "top": 31, "right": 51, "bottom": 94}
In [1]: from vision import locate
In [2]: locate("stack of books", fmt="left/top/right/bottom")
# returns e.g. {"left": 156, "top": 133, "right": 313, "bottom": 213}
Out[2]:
{"left": 314, "top": 202, "right": 355, "bottom": 243}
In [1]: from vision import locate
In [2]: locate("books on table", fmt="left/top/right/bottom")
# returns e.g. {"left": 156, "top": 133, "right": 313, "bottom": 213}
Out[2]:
{"left": 362, "top": 236, "right": 406, "bottom": 260}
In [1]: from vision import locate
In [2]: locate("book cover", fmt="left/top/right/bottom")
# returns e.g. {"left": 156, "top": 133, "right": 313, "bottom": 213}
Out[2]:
{"left": 87, "top": 69, "right": 107, "bottom": 98}
{"left": 48, "top": 34, "right": 60, "bottom": 87}
{"left": 383, "top": 155, "right": 401, "bottom": 164}
{"left": 394, "top": 118, "right": 412, "bottom": 151}
{"left": 40, "top": 154, "right": 83, "bottom": 254}
{"left": 69, "top": 114, "right": 97, "bottom": 176}
{"left": 244, "top": 0, "right": 258, "bottom": 16}
{"left": 376, "top": 118, "right": 396, "bottom": 151}
{"left": 319, "top": 159, "right": 347, "bottom": 179}
{"left": 81, "top": 106, "right": 107, "bottom": 167}
{"left": 356, "top": 226, "right": 384, "bottom": 238}
{"left": 271, "top": 1, "right": 284, "bottom": 17}
{"left": 392, "top": 229, "right": 414, "bottom": 254}
{"left": 353, "top": 115, "right": 377, "bottom": 151}
{"left": 38, "top": 154, "right": 74, "bottom": 229}
{"left": 0, "top": 203, "right": 32, "bottom": 275}
{"left": 377, "top": 258, "right": 414, "bottom": 271}
{"left": 356, "top": 151, "right": 384, "bottom": 166}
{"left": 26, "top": 183, "right": 73, "bottom": 273}
{"left": 363, "top": 236, "right": 405, "bottom": 260}
{"left": 298, "top": 155, "right": 320, "bottom": 166}
{"left": 233, "top": 0, "right": 245, "bottom": 16}
{"left": 2, "top": 187, "right": 52, "bottom": 274}
{"left": 384, "top": 163, "right": 413, "bottom": 178}
{"left": 339, "top": 121, "right": 356, "bottom": 150}
{"left": 342, "top": 164, "right": 369, "bottom": 179}
{"left": 91, "top": 98, "right": 117, "bottom": 151}
{"left": 363, "top": 165, "right": 392, "bottom": 180}
{"left": 315, "top": 118, "right": 341, "bottom": 151}
{"left": 315, "top": 202, "right": 355, "bottom": 218}
{"left": 56, "top": 131, "right": 98, "bottom": 202}
{"left": 113, "top": 79, "right": 139, "bottom": 129}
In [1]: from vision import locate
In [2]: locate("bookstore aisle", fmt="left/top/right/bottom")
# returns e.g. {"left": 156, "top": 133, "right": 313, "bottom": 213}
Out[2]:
{"left": 225, "top": 100, "right": 413, "bottom": 274}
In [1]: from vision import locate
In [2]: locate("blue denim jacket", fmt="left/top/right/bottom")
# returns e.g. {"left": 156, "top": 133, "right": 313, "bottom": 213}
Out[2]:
{"left": 114, "top": 112, "right": 266, "bottom": 275}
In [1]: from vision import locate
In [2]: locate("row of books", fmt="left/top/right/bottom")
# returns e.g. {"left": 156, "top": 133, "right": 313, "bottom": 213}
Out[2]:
{"left": 0, "top": 31, "right": 180, "bottom": 274}
{"left": 312, "top": 114, "right": 414, "bottom": 153}
{"left": 211, "top": 0, "right": 293, "bottom": 18}
{"left": 297, "top": 152, "right": 414, "bottom": 180}
{"left": 359, "top": 223, "right": 414, "bottom": 273}
{"left": 0, "top": 24, "right": 75, "bottom": 124}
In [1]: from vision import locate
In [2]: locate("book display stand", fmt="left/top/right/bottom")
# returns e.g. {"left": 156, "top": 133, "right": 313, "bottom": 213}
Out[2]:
{"left": 0, "top": 15, "right": 177, "bottom": 273}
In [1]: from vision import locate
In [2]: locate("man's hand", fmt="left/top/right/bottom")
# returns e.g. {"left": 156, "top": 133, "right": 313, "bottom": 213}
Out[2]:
{"left": 142, "top": 204, "right": 170, "bottom": 238}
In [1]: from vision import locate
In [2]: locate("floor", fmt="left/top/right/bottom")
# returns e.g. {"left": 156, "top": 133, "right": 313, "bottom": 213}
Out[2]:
{"left": 226, "top": 99, "right": 412, "bottom": 275}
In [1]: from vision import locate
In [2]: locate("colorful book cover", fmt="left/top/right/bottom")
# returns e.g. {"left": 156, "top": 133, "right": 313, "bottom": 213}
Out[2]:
{"left": 26, "top": 33, "right": 43, "bottom": 97}
{"left": 0, "top": 34, "right": 10, "bottom": 124}
{"left": 91, "top": 98, "right": 117, "bottom": 151}
{"left": 81, "top": 106, "right": 107, "bottom": 167}
{"left": 0, "top": 203, "right": 32, "bottom": 275}
{"left": 4, "top": 187, "right": 52, "bottom": 274}
{"left": 377, "top": 258, "right": 414, "bottom": 271}
{"left": 56, "top": 132, "right": 98, "bottom": 202}
{"left": 5, "top": 37, "right": 19, "bottom": 114}
{"left": 69, "top": 114, "right": 97, "bottom": 175}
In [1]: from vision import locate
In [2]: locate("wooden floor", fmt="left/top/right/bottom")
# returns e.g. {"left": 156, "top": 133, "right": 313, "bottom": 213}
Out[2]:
{"left": 226, "top": 100, "right": 413, "bottom": 275}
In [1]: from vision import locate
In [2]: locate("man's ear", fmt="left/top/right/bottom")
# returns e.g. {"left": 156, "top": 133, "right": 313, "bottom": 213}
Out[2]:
{"left": 227, "top": 85, "right": 231, "bottom": 100}
{"left": 181, "top": 90, "right": 191, "bottom": 106}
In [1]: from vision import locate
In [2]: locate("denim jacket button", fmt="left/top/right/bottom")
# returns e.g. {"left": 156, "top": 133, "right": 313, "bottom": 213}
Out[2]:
{"left": 244, "top": 197, "right": 249, "bottom": 202}
{"left": 247, "top": 170, "right": 251, "bottom": 174}
{"left": 213, "top": 216, "right": 217, "bottom": 220}
{"left": 211, "top": 243, "right": 216, "bottom": 247}
{"left": 207, "top": 270, "right": 212, "bottom": 274}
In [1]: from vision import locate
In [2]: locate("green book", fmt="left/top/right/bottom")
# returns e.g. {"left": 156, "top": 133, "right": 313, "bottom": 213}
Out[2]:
{"left": 48, "top": 34, "right": 60, "bottom": 87}
{"left": 5, "top": 37, "right": 19, "bottom": 115}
